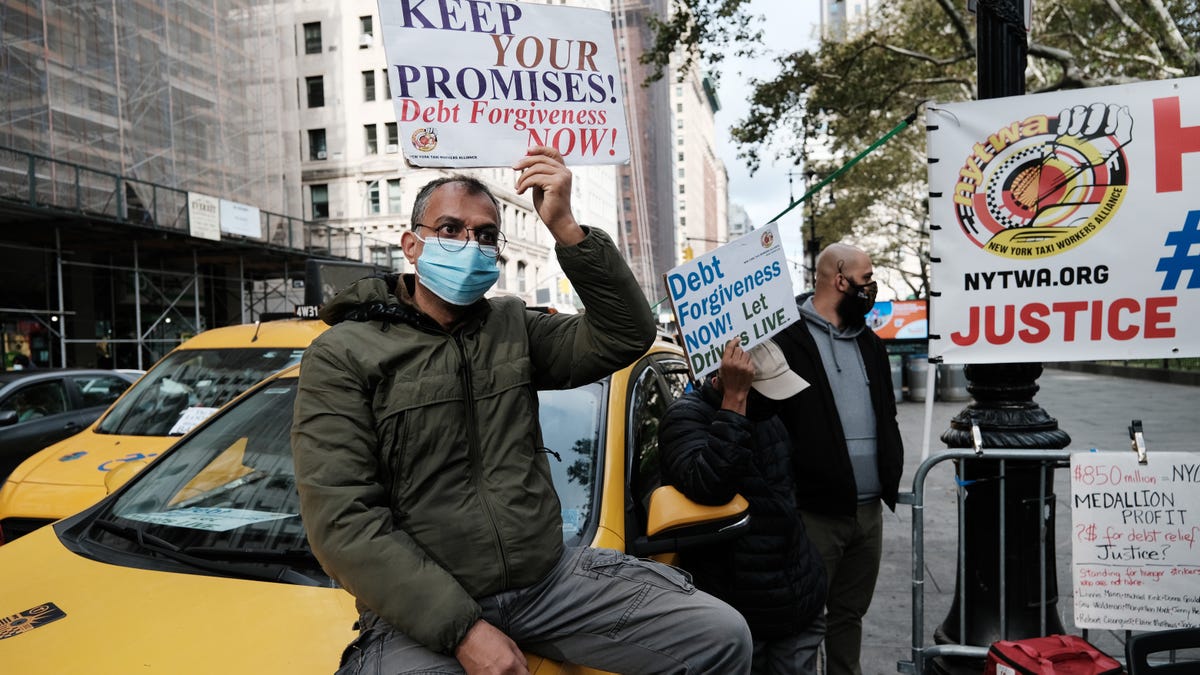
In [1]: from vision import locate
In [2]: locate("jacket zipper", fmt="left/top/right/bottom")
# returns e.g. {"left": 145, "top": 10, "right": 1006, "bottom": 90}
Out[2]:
{"left": 455, "top": 332, "right": 510, "bottom": 588}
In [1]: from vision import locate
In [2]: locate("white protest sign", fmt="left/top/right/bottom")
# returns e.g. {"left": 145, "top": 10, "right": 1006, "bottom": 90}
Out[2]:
{"left": 664, "top": 223, "right": 798, "bottom": 380}
{"left": 1071, "top": 451, "right": 1200, "bottom": 630}
{"left": 187, "top": 192, "right": 220, "bottom": 242}
{"left": 926, "top": 76, "right": 1200, "bottom": 364}
{"left": 378, "top": 0, "right": 629, "bottom": 167}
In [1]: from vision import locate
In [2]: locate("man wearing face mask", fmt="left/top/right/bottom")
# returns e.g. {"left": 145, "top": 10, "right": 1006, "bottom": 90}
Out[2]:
{"left": 773, "top": 242, "right": 905, "bottom": 675}
{"left": 292, "top": 146, "right": 753, "bottom": 675}
{"left": 659, "top": 338, "right": 828, "bottom": 674}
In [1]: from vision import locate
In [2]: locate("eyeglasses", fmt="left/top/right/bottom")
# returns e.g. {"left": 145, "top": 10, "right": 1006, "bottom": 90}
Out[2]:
{"left": 415, "top": 223, "right": 506, "bottom": 258}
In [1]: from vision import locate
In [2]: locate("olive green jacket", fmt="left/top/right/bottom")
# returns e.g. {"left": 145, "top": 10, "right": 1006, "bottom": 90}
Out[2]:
{"left": 291, "top": 227, "right": 654, "bottom": 654}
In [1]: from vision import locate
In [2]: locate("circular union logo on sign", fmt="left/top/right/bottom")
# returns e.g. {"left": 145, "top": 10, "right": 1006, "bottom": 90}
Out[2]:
{"left": 953, "top": 104, "right": 1132, "bottom": 260}
{"left": 411, "top": 128, "right": 438, "bottom": 153}
{"left": 760, "top": 230, "right": 775, "bottom": 248}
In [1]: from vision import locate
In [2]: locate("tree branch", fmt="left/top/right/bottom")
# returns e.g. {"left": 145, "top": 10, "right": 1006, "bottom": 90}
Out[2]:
{"left": 932, "top": 0, "right": 975, "bottom": 55}
{"left": 1143, "top": 0, "right": 1200, "bottom": 74}
{"left": 875, "top": 42, "right": 973, "bottom": 67}
{"left": 1102, "top": 0, "right": 1166, "bottom": 65}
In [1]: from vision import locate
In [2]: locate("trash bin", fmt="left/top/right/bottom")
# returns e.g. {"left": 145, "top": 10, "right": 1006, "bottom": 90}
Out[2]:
{"left": 888, "top": 355, "right": 902, "bottom": 401}
{"left": 888, "top": 354, "right": 903, "bottom": 403}
{"left": 905, "top": 354, "right": 930, "bottom": 402}
{"left": 937, "top": 362, "right": 970, "bottom": 401}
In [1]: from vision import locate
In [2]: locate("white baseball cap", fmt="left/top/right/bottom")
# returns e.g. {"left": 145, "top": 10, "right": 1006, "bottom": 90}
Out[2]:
{"left": 748, "top": 339, "right": 809, "bottom": 400}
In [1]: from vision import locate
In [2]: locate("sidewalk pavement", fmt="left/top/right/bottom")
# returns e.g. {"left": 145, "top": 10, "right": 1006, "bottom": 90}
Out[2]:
{"left": 861, "top": 366, "right": 1200, "bottom": 675}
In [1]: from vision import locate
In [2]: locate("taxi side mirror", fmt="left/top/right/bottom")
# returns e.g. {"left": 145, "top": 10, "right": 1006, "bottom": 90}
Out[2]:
{"left": 104, "top": 460, "right": 150, "bottom": 494}
{"left": 0, "top": 410, "right": 17, "bottom": 427}
{"left": 629, "top": 485, "right": 750, "bottom": 556}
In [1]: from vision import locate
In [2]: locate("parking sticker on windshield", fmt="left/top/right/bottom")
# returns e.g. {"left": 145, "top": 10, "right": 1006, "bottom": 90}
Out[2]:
{"left": 125, "top": 507, "right": 295, "bottom": 532}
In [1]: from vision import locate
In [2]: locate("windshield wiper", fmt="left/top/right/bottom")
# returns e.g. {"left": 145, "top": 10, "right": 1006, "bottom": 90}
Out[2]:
{"left": 181, "top": 546, "right": 319, "bottom": 566}
{"left": 87, "top": 518, "right": 323, "bottom": 586}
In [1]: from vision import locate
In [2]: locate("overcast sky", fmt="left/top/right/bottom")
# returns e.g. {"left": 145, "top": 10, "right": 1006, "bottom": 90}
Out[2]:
{"left": 712, "top": 0, "right": 821, "bottom": 289}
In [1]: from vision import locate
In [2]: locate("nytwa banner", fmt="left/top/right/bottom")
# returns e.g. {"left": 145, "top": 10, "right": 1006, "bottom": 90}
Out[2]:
{"left": 927, "top": 76, "right": 1200, "bottom": 364}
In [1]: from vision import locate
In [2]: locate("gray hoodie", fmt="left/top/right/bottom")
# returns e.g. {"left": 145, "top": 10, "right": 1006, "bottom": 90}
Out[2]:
{"left": 799, "top": 297, "right": 881, "bottom": 503}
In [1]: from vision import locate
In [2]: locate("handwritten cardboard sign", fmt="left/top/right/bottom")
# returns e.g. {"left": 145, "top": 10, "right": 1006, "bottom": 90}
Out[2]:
{"left": 1071, "top": 451, "right": 1200, "bottom": 630}
{"left": 663, "top": 223, "right": 798, "bottom": 380}
{"left": 378, "top": 0, "right": 629, "bottom": 167}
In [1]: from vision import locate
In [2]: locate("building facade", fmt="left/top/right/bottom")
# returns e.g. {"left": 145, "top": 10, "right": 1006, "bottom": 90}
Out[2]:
{"left": 0, "top": 0, "right": 352, "bottom": 369}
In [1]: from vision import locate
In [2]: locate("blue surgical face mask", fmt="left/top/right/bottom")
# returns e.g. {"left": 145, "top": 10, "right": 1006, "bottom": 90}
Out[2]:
{"left": 414, "top": 235, "right": 500, "bottom": 306}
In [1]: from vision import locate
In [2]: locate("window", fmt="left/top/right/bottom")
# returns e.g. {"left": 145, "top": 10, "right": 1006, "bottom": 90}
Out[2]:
{"left": 3, "top": 380, "right": 69, "bottom": 422}
{"left": 387, "top": 179, "right": 403, "bottom": 213}
{"left": 366, "top": 182, "right": 380, "bottom": 214}
{"left": 677, "top": 137, "right": 684, "bottom": 146}
{"left": 538, "top": 382, "right": 604, "bottom": 546}
{"left": 364, "top": 124, "right": 378, "bottom": 155}
{"left": 363, "top": 71, "right": 376, "bottom": 101}
{"left": 303, "top": 22, "right": 321, "bottom": 54}
{"left": 517, "top": 261, "right": 527, "bottom": 293}
{"left": 497, "top": 258, "right": 507, "bottom": 290}
{"left": 359, "top": 16, "right": 373, "bottom": 47}
{"left": 385, "top": 122, "right": 398, "bottom": 152}
{"left": 310, "top": 184, "right": 329, "bottom": 219}
{"left": 676, "top": 103, "right": 683, "bottom": 113}
{"left": 677, "top": 168, "right": 685, "bottom": 178}
{"left": 382, "top": 69, "right": 391, "bottom": 99}
{"left": 308, "top": 129, "right": 326, "bottom": 160}
{"left": 305, "top": 76, "right": 324, "bottom": 108}
{"left": 677, "top": 152, "right": 684, "bottom": 162}
{"left": 70, "top": 374, "right": 132, "bottom": 408}
{"left": 679, "top": 184, "right": 685, "bottom": 194}
{"left": 676, "top": 118, "right": 683, "bottom": 129}
{"left": 626, "top": 367, "right": 671, "bottom": 530}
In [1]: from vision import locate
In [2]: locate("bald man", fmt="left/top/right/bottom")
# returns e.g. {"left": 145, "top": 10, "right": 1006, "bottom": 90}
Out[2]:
{"left": 773, "top": 243, "right": 904, "bottom": 675}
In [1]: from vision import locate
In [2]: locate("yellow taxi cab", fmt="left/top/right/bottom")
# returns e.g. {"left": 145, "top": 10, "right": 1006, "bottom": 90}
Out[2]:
{"left": 0, "top": 319, "right": 328, "bottom": 543}
{"left": 0, "top": 339, "right": 747, "bottom": 673}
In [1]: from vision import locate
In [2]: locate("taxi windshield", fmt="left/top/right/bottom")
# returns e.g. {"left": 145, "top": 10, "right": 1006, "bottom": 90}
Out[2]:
{"left": 84, "top": 380, "right": 326, "bottom": 582}
{"left": 96, "top": 348, "right": 305, "bottom": 436}
{"left": 69, "top": 376, "right": 607, "bottom": 585}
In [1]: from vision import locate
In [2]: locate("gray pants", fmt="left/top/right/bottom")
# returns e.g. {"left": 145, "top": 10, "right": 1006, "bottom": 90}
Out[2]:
{"left": 751, "top": 613, "right": 825, "bottom": 675}
{"left": 800, "top": 501, "right": 884, "bottom": 675}
{"left": 337, "top": 546, "right": 753, "bottom": 674}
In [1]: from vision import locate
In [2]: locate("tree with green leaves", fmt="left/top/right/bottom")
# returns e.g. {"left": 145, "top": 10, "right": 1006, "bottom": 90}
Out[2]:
{"left": 644, "top": 0, "right": 1198, "bottom": 297}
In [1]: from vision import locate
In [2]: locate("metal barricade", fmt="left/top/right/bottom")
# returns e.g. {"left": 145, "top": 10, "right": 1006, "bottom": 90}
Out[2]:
{"left": 897, "top": 449, "right": 1072, "bottom": 675}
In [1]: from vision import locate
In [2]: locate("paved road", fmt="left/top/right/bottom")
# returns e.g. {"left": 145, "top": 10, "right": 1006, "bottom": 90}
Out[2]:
{"left": 860, "top": 366, "right": 1200, "bottom": 675}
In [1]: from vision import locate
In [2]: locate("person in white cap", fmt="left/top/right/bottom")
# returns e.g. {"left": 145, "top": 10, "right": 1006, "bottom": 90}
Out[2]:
{"left": 659, "top": 337, "right": 828, "bottom": 675}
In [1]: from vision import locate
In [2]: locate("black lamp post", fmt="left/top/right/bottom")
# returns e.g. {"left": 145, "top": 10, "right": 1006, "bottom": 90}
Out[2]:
{"left": 932, "top": 2, "right": 1071, "bottom": 673}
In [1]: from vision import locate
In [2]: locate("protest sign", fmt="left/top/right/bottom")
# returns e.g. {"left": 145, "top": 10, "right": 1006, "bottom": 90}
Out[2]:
{"left": 1071, "top": 451, "right": 1200, "bottom": 630}
{"left": 926, "top": 76, "right": 1200, "bottom": 364}
{"left": 377, "top": 0, "right": 629, "bottom": 167}
{"left": 664, "top": 223, "right": 799, "bottom": 380}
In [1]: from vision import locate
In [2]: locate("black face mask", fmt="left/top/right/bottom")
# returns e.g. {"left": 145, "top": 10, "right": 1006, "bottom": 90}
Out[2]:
{"left": 836, "top": 278, "right": 878, "bottom": 328}
{"left": 745, "top": 388, "right": 783, "bottom": 421}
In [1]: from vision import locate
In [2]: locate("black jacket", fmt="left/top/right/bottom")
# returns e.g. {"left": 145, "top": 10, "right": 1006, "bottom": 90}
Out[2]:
{"left": 658, "top": 384, "right": 827, "bottom": 640}
{"left": 774, "top": 293, "right": 904, "bottom": 516}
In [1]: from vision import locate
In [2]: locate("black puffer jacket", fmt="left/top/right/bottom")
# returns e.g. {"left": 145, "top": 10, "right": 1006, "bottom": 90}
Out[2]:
{"left": 658, "top": 384, "right": 827, "bottom": 640}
